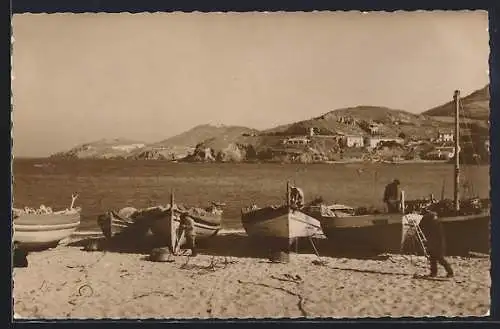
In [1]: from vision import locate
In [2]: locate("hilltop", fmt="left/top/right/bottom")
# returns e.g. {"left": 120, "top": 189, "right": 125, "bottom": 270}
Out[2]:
{"left": 422, "top": 85, "right": 490, "bottom": 121}
{"left": 50, "top": 138, "right": 146, "bottom": 159}
{"left": 263, "top": 105, "right": 440, "bottom": 140}
{"left": 50, "top": 125, "right": 260, "bottom": 161}
{"left": 152, "top": 124, "right": 259, "bottom": 149}
{"left": 132, "top": 124, "right": 260, "bottom": 161}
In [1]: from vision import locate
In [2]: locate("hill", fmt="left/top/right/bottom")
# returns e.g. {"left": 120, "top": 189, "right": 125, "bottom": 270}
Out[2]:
{"left": 151, "top": 124, "right": 259, "bottom": 149}
{"left": 263, "top": 105, "right": 441, "bottom": 140}
{"left": 140, "top": 124, "right": 260, "bottom": 161}
{"left": 50, "top": 138, "right": 146, "bottom": 159}
{"left": 422, "top": 85, "right": 490, "bottom": 120}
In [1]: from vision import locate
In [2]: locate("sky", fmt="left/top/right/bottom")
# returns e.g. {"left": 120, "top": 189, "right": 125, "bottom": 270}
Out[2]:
{"left": 12, "top": 11, "right": 489, "bottom": 157}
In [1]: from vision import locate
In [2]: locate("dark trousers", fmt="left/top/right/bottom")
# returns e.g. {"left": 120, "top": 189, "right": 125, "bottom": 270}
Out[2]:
{"left": 13, "top": 247, "right": 28, "bottom": 268}
{"left": 429, "top": 253, "right": 453, "bottom": 276}
{"left": 186, "top": 234, "right": 197, "bottom": 255}
{"left": 385, "top": 201, "right": 399, "bottom": 213}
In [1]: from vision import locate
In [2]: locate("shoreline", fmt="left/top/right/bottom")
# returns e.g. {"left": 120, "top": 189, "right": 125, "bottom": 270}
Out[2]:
{"left": 16, "top": 158, "right": 488, "bottom": 166}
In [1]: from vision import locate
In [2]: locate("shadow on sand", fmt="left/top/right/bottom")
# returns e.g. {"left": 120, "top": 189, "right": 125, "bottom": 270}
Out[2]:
{"left": 66, "top": 233, "right": 388, "bottom": 261}
{"left": 66, "top": 234, "right": 165, "bottom": 255}
{"left": 67, "top": 231, "right": 489, "bottom": 262}
{"left": 198, "top": 234, "right": 429, "bottom": 261}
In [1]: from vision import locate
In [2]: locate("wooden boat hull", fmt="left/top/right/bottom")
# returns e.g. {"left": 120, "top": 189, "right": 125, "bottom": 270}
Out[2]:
{"left": 149, "top": 210, "right": 221, "bottom": 253}
{"left": 440, "top": 213, "right": 490, "bottom": 255}
{"left": 316, "top": 211, "right": 490, "bottom": 256}
{"left": 102, "top": 206, "right": 222, "bottom": 253}
{"left": 241, "top": 206, "right": 323, "bottom": 251}
{"left": 13, "top": 212, "right": 81, "bottom": 251}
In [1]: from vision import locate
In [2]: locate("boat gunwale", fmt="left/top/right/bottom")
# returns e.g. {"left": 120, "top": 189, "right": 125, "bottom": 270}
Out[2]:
{"left": 14, "top": 221, "right": 81, "bottom": 232}
{"left": 143, "top": 209, "right": 222, "bottom": 228}
{"left": 13, "top": 212, "right": 81, "bottom": 226}
{"left": 319, "top": 211, "right": 490, "bottom": 229}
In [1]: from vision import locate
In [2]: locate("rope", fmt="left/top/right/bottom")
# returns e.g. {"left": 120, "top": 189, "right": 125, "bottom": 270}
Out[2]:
{"left": 308, "top": 236, "right": 327, "bottom": 266}
{"left": 459, "top": 99, "right": 481, "bottom": 198}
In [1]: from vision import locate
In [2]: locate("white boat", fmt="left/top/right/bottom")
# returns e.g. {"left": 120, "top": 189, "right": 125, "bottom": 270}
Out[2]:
{"left": 241, "top": 182, "right": 323, "bottom": 252}
{"left": 13, "top": 195, "right": 82, "bottom": 251}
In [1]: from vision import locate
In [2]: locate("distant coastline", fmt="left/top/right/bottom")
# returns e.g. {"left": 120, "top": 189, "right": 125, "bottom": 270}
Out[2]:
{"left": 14, "top": 157, "right": 486, "bottom": 166}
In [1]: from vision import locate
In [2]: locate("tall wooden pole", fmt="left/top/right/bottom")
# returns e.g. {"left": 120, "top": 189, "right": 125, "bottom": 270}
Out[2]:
{"left": 286, "top": 181, "right": 290, "bottom": 207}
{"left": 170, "top": 189, "right": 175, "bottom": 217}
{"left": 454, "top": 90, "right": 460, "bottom": 212}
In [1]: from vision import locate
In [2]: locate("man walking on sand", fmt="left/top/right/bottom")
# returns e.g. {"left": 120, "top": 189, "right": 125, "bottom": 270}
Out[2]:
{"left": 383, "top": 179, "right": 401, "bottom": 213}
{"left": 179, "top": 212, "right": 197, "bottom": 257}
{"left": 419, "top": 209, "right": 454, "bottom": 278}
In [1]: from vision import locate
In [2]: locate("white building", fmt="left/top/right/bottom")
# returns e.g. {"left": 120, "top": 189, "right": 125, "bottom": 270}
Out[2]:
{"left": 368, "top": 123, "right": 380, "bottom": 135}
{"left": 436, "top": 130, "right": 454, "bottom": 142}
{"left": 111, "top": 143, "right": 146, "bottom": 152}
{"left": 365, "top": 137, "right": 404, "bottom": 149}
{"left": 283, "top": 136, "right": 310, "bottom": 145}
{"left": 345, "top": 135, "right": 364, "bottom": 148}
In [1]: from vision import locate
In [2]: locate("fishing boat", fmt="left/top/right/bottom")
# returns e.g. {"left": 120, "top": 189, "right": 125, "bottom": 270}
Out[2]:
{"left": 97, "top": 193, "right": 223, "bottom": 254}
{"left": 241, "top": 182, "right": 323, "bottom": 252}
{"left": 303, "top": 194, "right": 409, "bottom": 254}
{"left": 149, "top": 193, "right": 223, "bottom": 254}
{"left": 305, "top": 90, "right": 490, "bottom": 256}
{"left": 13, "top": 194, "right": 82, "bottom": 251}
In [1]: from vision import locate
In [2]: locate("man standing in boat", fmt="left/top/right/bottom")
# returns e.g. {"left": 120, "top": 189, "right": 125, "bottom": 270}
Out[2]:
{"left": 289, "top": 186, "right": 305, "bottom": 210}
{"left": 419, "top": 209, "right": 454, "bottom": 278}
{"left": 383, "top": 179, "right": 401, "bottom": 213}
{"left": 179, "top": 211, "right": 197, "bottom": 257}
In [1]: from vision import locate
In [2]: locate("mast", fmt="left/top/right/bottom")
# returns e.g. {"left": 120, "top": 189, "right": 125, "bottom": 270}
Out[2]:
{"left": 286, "top": 181, "right": 290, "bottom": 207}
{"left": 170, "top": 189, "right": 175, "bottom": 220}
{"left": 453, "top": 90, "right": 460, "bottom": 212}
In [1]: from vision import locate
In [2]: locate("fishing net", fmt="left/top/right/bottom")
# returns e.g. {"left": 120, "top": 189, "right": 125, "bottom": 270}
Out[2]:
{"left": 13, "top": 205, "right": 81, "bottom": 216}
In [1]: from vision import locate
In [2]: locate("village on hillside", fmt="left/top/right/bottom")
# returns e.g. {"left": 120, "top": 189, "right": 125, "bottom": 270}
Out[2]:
{"left": 180, "top": 114, "right": 489, "bottom": 165}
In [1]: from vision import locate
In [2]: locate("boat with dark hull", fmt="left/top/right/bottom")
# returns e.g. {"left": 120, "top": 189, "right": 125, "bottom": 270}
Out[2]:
{"left": 305, "top": 90, "right": 490, "bottom": 256}
{"left": 307, "top": 202, "right": 490, "bottom": 255}
{"left": 241, "top": 183, "right": 323, "bottom": 253}
{"left": 98, "top": 193, "right": 223, "bottom": 254}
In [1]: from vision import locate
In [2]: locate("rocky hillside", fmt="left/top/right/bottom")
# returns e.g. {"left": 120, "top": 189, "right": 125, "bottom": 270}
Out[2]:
{"left": 50, "top": 138, "right": 146, "bottom": 159}
{"left": 151, "top": 124, "right": 259, "bottom": 149}
{"left": 145, "top": 124, "right": 260, "bottom": 161}
{"left": 50, "top": 125, "right": 259, "bottom": 160}
{"left": 422, "top": 85, "right": 489, "bottom": 121}
{"left": 264, "top": 105, "right": 444, "bottom": 140}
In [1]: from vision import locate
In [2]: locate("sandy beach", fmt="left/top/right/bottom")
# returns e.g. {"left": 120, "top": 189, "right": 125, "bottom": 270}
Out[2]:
{"left": 13, "top": 231, "right": 490, "bottom": 319}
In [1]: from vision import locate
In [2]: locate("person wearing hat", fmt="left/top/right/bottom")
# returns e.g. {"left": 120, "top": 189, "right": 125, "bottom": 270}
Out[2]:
{"left": 419, "top": 209, "right": 454, "bottom": 278}
{"left": 179, "top": 211, "right": 197, "bottom": 256}
{"left": 383, "top": 179, "right": 401, "bottom": 213}
{"left": 208, "top": 201, "right": 225, "bottom": 215}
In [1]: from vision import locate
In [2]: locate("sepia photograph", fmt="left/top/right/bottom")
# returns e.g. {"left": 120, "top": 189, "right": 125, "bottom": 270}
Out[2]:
{"left": 11, "top": 11, "right": 491, "bottom": 319}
